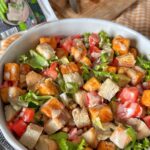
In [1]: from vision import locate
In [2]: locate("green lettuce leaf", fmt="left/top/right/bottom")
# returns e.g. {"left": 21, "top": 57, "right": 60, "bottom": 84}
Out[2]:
{"left": 19, "top": 50, "right": 49, "bottom": 70}
{"left": 81, "top": 64, "right": 91, "bottom": 80}
{"left": 77, "top": 139, "right": 86, "bottom": 150}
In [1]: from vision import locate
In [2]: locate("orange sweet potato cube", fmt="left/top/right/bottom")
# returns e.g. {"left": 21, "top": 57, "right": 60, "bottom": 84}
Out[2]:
{"left": 40, "top": 37, "right": 57, "bottom": 49}
{"left": 41, "top": 98, "right": 64, "bottom": 118}
{"left": 97, "top": 141, "right": 116, "bottom": 150}
{"left": 0, "top": 87, "right": 9, "bottom": 103}
{"left": 107, "top": 66, "right": 117, "bottom": 73}
{"left": 83, "top": 77, "right": 101, "bottom": 92}
{"left": 4, "top": 63, "right": 20, "bottom": 81}
{"left": 141, "top": 90, "right": 150, "bottom": 107}
{"left": 112, "top": 36, "right": 130, "bottom": 55}
{"left": 56, "top": 48, "right": 68, "bottom": 58}
{"left": 80, "top": 56, "right": 92, "bottom": 67}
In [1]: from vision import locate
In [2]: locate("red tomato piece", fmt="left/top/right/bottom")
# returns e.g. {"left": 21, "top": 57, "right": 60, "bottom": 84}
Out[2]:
{"left": 117, "top": 101, "right": 143, "bottom": 119}
{"left": 117, "top": 87, "right": 139, "bottom": 103}
{"left": 20, "top": 108, "right": 35, "bottom": 123}
{"left": 143, "top": 116, "right": 150, "bottom": 128}
{"left": 43, "top": 62, "right": 58, "bottom": 80}
{"left": 85, "top": 91, "right": 103, "bottom": 107}
{"left": 12, "top": 119, "right": 27, "bottom": 137}
{"left": 89, "top": 33, "right": 99, "bottom": 47}
{"left": 7, "top": 121, "right": 14, "bottom": 132}
{"left": 89, "top": 46, "right": 101, "bottom": 61}
{"left": 61, "top": 37, "right": 73, "bottom": 52}
{"left": 72, "top": 34, "right": 82, "bottom": 39}
{"left": 110, "top": 58, "right": 118, "bottom": 66}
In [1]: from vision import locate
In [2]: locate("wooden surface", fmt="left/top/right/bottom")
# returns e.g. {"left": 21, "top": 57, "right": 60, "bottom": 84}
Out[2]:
{"left": 50, "top": 0, "right": 137, "bottom": 20}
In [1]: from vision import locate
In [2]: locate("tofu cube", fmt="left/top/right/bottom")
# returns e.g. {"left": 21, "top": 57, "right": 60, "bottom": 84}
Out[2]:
{"left": 63, "top": 72, "right": 84, "bottom": 87}
{"left": 4, "top": 105, "right": 18, "bottom": 121}
{"left": 82, "top": 127, "right": 98, "bottom": 148}
{"left": 37, "top": 78, "right": 58, "bottom": 96}
{"left": 60, "top": 93, "right": 72, "bottom": 106}
{"left": 89, "top": 105, "right": 113, "bottom": 123}
{"left": 36, "top": 43, "right": 55, "bottom": 60}
{"left": 35, "top": 135, "right": 58, "bottom": 150}
{"left": 116, "top": 53, "right": 136, "bottom": 67}
{"left": 20, "top": 123, "right": 43, "bottom": 149}
{"left": 26, "top": 71, "right": 43, "bottom": 90}
{"left": 74, "top": 90, "right": 87, "bottom": 107}
{"left": 72, "top": 108, "right": 91, "bottom": 128}
{"left": 60, "top": 62, "right": 79, "bottom": 74}
{"left": 44, "top": 109, "right": 70, "bottom": 135}
{"left": 112, "top": 36, "right": 130, "bottom": 55}
{"left": 110, "top": 126, "right": 131, "bottom": 149}
{"left": 4, "top": 63, "right": 20, "bottom": 81}
{"left": 83, "top": 77, "right": 101, "bottom": 92}
{"left": 40, "top": 98, "right": 64, "bottom": 118}
{"left": 98, "top": 78, "right": 119, "bottom": 101}
{"left": 97, "top": 141, "right": 116, "bottom": 150}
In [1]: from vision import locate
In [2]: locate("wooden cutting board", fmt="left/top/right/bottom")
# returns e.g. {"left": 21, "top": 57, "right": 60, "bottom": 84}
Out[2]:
{"left": 50, "top": 0, "right": 137, "bottom": 20}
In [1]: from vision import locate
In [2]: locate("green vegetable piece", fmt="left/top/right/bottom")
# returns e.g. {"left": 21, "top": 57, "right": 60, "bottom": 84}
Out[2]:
{"left": 60, "top": 56, "right": 69, "bottom": 65}
{"left": 0, "top": 0, "right": 8, "bottom": 12}
{"left": 99, "top": 31, "right": 111, "bottom": 50}
{"left": 100, "top": 52, "right": 109, "bottom": 63}
{"left": 19, "top": 50, "right": 49, "bottom": 70}
{"left": 81, "top": 64, "right": 91, "bottom": 80}
{"left": 0, "top": 10, "right": 6, "bottom": 21}
{"left": 77, "top": 139, "right": 86, "bottom": 150}
{"left": 0, "top": 3, "right": 5, "bottom": 14}
{"left": 126, "top": 126, "right": 137, "bottom": 149}
{"left": 50, "top": 132, "right": 68, "bottom": 141}
{"left": 137, "top": 56, "right": 150, "bottom": 70}
{"left": 94, "top": 63, "right": 108, "bottom": 71}
{"left": 19, "top": 22, "right": 27, "bottom": 31}
{"left": 117, "top": 74, "right": 131, "bottom": 87}
{"left": 92, "top": 117, "right": 105, "bottom": 131}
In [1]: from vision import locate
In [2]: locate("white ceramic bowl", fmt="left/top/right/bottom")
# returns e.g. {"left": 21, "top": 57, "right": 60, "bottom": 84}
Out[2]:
{"left": 0, "top": 18, "right": 150, "bottom": 150}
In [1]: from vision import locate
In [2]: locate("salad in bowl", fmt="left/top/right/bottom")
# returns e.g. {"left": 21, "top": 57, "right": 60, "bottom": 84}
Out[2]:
{"left": 1, "top": 30, "right": 150, "bottom": 150}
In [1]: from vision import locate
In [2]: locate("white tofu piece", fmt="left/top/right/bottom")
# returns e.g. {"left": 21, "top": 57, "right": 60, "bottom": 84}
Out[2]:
{"left": 72, "top": 108, "right": 91, "bottom": 128}
{"left": 60, "top": 93, "right": 72, "bottom": 106}
{"left": 35, "top": 135, "right": 58, "bottom": 150}
{"left": 36, "top": 43, "right": 55, "bottom": 60}
{"left": 126, "top": 118, "right": 150, "bottom": 139}
{"left": 74, "top": 90, "right": 86, "bottom": 107}
{"left": 20, "top": 123, "right": 43, "bottom": 149}
{"left": 44, "top": 109, "right": 71, "bottom": 135}
{"left": 4, "top": 105, "right": 18, "bottom": 121}
{"left": 82, "top": 127, "right": 98, "bottom": 148}
{"left": 26, "top": 71, "right": 43, "bottom": 90}
{"left": 98, "top": 78, "right": 119, "bottom": 101}
{"left": 63, "top": 72, "right": 84, "bottom": 87}
{"left": 110, "top": 126, "right": 132, "bottom": 149}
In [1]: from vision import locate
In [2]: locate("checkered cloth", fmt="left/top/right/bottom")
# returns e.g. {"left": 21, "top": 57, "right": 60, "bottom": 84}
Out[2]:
{"left": 0, "top": 0, "right": 150, "bottom": 149}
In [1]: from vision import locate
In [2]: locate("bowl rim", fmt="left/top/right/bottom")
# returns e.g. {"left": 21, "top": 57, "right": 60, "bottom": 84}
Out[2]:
{"left": 0, "top": 18, "right": 150, "bottom": 150}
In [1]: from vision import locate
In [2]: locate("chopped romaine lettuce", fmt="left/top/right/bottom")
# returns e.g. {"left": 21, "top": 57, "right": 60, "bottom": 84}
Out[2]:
{"left": 19, "top": 50, "right": 49, "bottom": 70}
{"left": 98, "top": 31, "right": 111, "bottom": 50}
{"left": 137, "top": 56, "right": 150, "bottom": 70}
{"left": 81, "top": 64, "right": 91, "bottom": 80}
{"left": 92, "top": 117, "right": 105, "bottom": 131}
{"left": 60, "top": 56, "right": 70, "bottom": 65}
{"left": 19, "top": 91, "right": 52, "bottom": 107}
{"left": 77, "top": 139, "right": 86, "bottom": 150}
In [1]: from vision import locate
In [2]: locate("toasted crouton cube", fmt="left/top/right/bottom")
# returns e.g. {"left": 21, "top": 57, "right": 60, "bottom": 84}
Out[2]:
{"left": 26, "top": 71, "right": 43, "bottom": 90}
{"left": 130, "top": 48, "right": 138, "bottom": 58}
{"left": 56, "top": 48, "right": 68, "bottom": 58}
{"left": 40, "top": 37, "right": 57, "bottom": 49}
{"left": 35, "top": 135, "right": 58, "bottom": 150}
{"left": 60, "top": 62, "right": 79, "bottom": 74}
{"left": 116, "top": 53, "right": 136, "bottom": 67}
{"left": 4, "top": 63, "right": 20, "bottom": 81}
{"left": 110, "top": 126, "right": 132, "bottom": 149}
{"left": 82, "top": 127, "right": 98, "bottom": 148}
{"left": 85, "top": 147, "right": 93, "bottom": 150}
{"left": 126, "top": 68, "right": 143, "bottom": 85}
{"left": 107, "top": 66, "right": 117, "bottom": 73}
{"left": 4, "top": 105, "right": 18, "bottom": 121}
{"left": 20, "top": 64, "right": 31, "bottom": 75}
{"left": 37, "top": 79, "right": 58, "bottom": 96}
{"left": 141, "top": 90, "right": 150, "bottom": 107}
{"left": 112, "top": 36, "right": 130, "bottom": 55}
{"left": 20, "top": 123, "right": 43, "bottom": 149}
{"left": 74, "top": 90, "right": 86, "bottom": 107}
{"left": 89, "top": 105, "right": 113, "bottom": 123}
{"left": 0, "top": 87, "right": 9, "bottom": 103}
{"left": 36, "top": 43, "right": 55, "bottom": 60}
{"left": 72, "top": 108, "right": 91, "bottom": 128}
{"left": 40, "top": 98, "right": 64, "bottom": 118}
{"left": 97, "top": 141, "right": 116, "bottom": 150}
{"left": 117, "top": 67, "right": 128, "bottom": 74}
{"left": 80, "top": 56, "right": 92, "bottom": 67}
{"left": 63, "top": 72, "right": 84, "bottom": 87}
{"left": 44, "top": 109, "right": 70, "bottom": 135}
{"left": 98, "top": 78, "right": 119, "bottom": 101}
{"left": 83, "top": 77, "right": 101, "bottom": 92}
